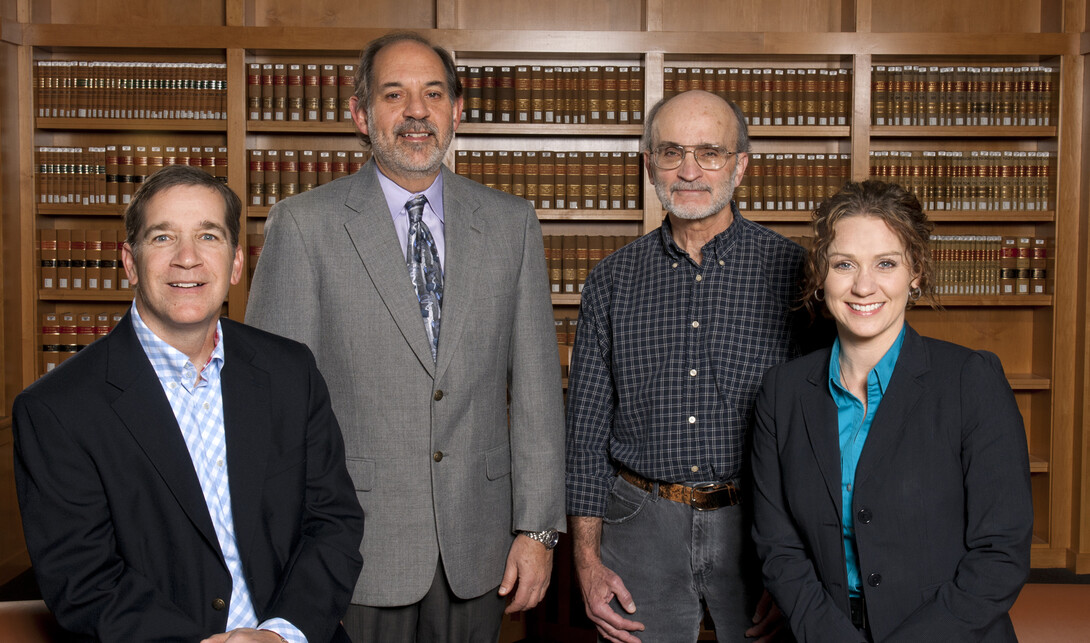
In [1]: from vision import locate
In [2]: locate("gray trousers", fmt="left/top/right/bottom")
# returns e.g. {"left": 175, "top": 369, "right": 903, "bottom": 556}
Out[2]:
{"left": 342, "top": 559, "right": 505, "bottom": 643}
{"left": 600, "top": 475, "right": 761, "bottom": 642}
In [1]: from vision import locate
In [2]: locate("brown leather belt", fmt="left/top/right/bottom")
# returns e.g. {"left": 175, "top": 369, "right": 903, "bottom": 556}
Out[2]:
{"left": 619, "top": 469, "right": 740, "bottom": 511}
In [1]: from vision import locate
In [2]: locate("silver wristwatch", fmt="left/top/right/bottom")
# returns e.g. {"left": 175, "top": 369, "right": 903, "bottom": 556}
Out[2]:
{"left": 519, "top": 528, "right": 559, "bottom": 550}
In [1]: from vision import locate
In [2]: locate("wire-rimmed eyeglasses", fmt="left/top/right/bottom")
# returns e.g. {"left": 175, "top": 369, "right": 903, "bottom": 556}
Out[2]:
{"left": 650, "top": 144, "right": 738, "bottom": 171}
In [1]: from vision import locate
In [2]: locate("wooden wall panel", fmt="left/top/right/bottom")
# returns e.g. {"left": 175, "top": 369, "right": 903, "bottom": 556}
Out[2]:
{"left": 871, "top": 0, "right": 1049, "bottom": 33}
{"left": 0, "top": 423, "right": 29, "bottom": 586}
{"left": 452, "top": 0, "right": 643, "bottom": 32}
{"left": 661, "top": 0, "right": 845, "bottom": 33}
{"left": 245, "top": 0, "right": 434, "bottom": 28}
{"left": 32, "top": 0, "right": 226, "bottom": 25}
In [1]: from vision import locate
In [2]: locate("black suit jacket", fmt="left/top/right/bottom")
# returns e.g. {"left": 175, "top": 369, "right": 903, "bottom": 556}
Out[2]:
{"left": 751, "top": 326, "right": 1032, "bottom": 642}
{"left": 13, "top": 313, "right": 364, "bottom": 642}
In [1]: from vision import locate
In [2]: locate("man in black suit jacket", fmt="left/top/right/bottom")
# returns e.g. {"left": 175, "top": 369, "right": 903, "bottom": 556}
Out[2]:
{"left": 13, "top": 165, "right": 364, "bottom": 642}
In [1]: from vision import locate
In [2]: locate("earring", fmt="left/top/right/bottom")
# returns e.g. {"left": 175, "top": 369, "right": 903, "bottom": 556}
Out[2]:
{"left": 814, "top": 288, "right": 825, "bottom": 302}
{"left": 909, "top": 286, "right": 921, "bottom": 301}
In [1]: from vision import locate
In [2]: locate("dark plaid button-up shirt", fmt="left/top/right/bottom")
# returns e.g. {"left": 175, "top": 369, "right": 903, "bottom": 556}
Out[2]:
{"left": 566, "top": 206, "right": 807, "bottom": 517}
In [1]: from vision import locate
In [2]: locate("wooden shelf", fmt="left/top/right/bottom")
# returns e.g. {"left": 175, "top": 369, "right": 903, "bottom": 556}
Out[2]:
{"left": 925, "top": 210, "right": 1055, "bottom": 223}
{"left": 36, "top": 118, "right": 227, "bottom": 131}
{"left": 457, "top": 123, "right": 643, "bottom": 136}
{"left": 746, "top": 210, "right": 1056, "bottom": 224}
{"left": 1029, "top": 455, "right": 1049, "bottom": 474}
{"left": 870, "top": 126, "right": 1057, "bottom": 138}
{"left": 1007, "top": 374, "right": 1051, "bottom": 390}
{"left": 745, "top": 211, "right": 817, "bottom": 223}
{"left": 38, "top": 204, "right": 125, "bottom": 216}
{"left": 551, "top": 294, "right": 581, "bottom": 305}
{"left": 933, "top": 295, "right": 1051, "bottom": 306}
{"left": 247, "top": 206, "right": 646, "bottom": 221}
{"left": 247, "top": 120, "right": 356, "bottom": 133}
{"left": 748, "top": 125, "right": 850, "bottom": 138}
{"left": 38, "top": 289, "right": 132, "bottom": 302}
{"left": 537, "top": 209, "right": 643, "bottom": 221}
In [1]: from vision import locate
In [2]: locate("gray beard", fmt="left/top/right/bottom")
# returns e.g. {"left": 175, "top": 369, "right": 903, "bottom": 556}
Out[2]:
{"left": 367, "top": 115, "right": 452, "bottom": 178}
{"left": 656, "top": 180, "right": 734, "bottom": 220}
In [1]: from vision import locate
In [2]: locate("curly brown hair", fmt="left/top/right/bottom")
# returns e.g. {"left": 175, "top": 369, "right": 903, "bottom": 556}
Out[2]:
{"left": 802, "top": 180, "right": 936, "bottom": 317}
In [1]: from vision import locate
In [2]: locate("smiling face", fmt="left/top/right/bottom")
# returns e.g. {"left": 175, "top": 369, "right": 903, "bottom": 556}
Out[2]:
{"left": 645, "top": 91, "right": 748, "bottom": 224}
{"left": 122, "top": 184, "right": 243, "bottom": 357}
{"left": 824, "top": 215, "right": 920, "bottom": 352}
{"left": 351, "top": 39, "right": 462, "bottom": 192}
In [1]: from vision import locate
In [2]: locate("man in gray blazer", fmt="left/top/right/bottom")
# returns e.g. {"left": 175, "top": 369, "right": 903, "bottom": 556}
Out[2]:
{"left": 246, "top": 31, "right": 565, "bottom": 642}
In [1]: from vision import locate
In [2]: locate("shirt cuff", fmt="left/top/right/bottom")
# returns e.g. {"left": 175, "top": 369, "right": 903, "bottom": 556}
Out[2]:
{"left": 257, "top": 618, "right": 307, "bottom": 643}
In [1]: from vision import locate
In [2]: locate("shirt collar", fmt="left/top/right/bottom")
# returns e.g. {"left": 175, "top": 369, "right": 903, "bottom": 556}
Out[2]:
{"left": 375, "top": 164, "right": 445, "bottom": 224}
{"left": 828, "top": 323, "right": 907, "bottom": 398}
{"left": 131, "top": 302, "right": 224, "bottom": 384}
{"left": 658, "top": 201, "right": 743, "bottom": 262}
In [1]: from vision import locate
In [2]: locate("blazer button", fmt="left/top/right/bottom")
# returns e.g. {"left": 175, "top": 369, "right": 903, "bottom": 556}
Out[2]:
{"left": 857, "top": 507, "right": 873, "bottom": 524}
{"left": 867, "top": 573, "right": 882, "bottom": 587}
{"left": 212, "top": 597, "right": 226, "bottom": 611}
{"left": 434, "top": 390, "right": 444, "bottom": 401}
{"left": 433, "top": 451, "right": 443, "bottom": 462}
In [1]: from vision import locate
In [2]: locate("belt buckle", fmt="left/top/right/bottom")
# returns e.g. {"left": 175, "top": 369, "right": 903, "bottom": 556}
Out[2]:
{"left": 692, "top": 481, "right": 739, "bottom": 511}
{"left": 691, "top": 482, "right": 723, "bottom": 511}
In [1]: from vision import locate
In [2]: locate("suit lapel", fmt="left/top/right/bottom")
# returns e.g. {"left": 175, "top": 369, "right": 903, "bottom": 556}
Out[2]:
{"left": 344, "top": 162, "right": 436, "bottom": 374}
{"left": 219, "top": 322, "right": 271, "bottom": 555}
{"left": 854, "top": 326, "right": 929, "bottom": 488}
{"left": 434, "top": 166, "right": 484, "bottom": 381}
{"left": 800, "top": 351, "right": 844, "bottom": 515}
{"left": 106, "top": 314, "right": 221, "bottom": 554}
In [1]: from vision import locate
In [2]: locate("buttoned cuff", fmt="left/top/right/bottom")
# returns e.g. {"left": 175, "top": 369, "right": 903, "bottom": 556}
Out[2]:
{"left": 257, "top": 618, "right": 307, "bottom": 643}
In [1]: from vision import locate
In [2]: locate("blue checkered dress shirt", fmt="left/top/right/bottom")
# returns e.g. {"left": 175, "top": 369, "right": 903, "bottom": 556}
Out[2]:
{"left": 131, "top": 305, "right": 306, "bottom": 642}
{"left": 566, "top": 208, "right": 806, "bottom": 517}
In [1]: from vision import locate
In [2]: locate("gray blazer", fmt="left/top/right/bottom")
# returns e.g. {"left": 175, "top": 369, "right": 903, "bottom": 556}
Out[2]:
{"left": 246, "top": 160, "right": 565, "bottom": 606}
{"left": 751, "top": 326, "right": 1032, "bottom": 642}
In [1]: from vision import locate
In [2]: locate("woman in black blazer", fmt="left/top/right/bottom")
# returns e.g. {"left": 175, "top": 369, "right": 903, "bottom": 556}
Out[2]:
{"left": 751, "top": 180, "right": 1032, "bottom": 642}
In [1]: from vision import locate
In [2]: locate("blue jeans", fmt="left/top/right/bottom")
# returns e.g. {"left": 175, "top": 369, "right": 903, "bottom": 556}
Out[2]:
{"left": 600, "top": 475, "right": 761, "bottom": 642}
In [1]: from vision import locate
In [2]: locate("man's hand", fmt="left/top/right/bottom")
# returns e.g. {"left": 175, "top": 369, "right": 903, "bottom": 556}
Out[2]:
{"left": 575, "top": 557, "right": 645, "bottom": 643}
{"left": 745, "top": 589, "right": 787, "bottom": 642}
{"left": 498, "top": 533, "right": 554, "bottom": 613}
{"left": 201, "top": 628, "right": 285, "bottom": 643}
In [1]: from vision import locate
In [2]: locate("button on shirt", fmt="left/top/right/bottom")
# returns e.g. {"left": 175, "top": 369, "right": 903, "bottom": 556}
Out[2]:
{"left": 131, "top": 305, "right": 305, "bottom": 642}
{"left": 566, "top": 208, "right": 805, "bottom": 516}
{"left": 828, "top": 324, "right": 905, "bottom": 596}
{"left": 376, "top": 165, "right": 446, "bottom": 267}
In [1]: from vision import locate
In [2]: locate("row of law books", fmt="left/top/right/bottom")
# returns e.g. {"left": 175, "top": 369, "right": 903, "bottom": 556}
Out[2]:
{"left": 456, "top": 65, "right": 644, "bottom": 125}
{"left": 37, "top": 145, "right": 227, "bottom": 207}
{"left": 35, "top": 61, "right": 227, "bottom": 120}
{"left": 247, "top": 234, "right": 265, "bottom": 284}
{"left": 869, "top": 150, "right": 1055, "bottom": 212}
{"left": 454, "top": 150, "right": 642, "bottom": 211}
{"left": 38, "top": 228, "right": 128, "bottom": 291}
{"left": 931, "top": 235, "right": 1051, "bottom": 296}
{"left": 735, "top": 153, "right": 851, "bottom": 213}
{"left": 248, "top": 149, "right": 371, "bottom": 206}
{"left": 554, "top": 315, "right": 579, "bottom": 379}
{"left": 246, "top": 63, "right": 355, "bottom": 122}
{"left": 41, "top": 311, "right": 127, "bottom": 375}
{"left": 663, "top": 67, "right": 851, "bottom": 126}
{"left": 872, "top": 65, "right": 1057, "bottom": 127}
{"left": 544, "top": 234, "right": 638, "bottom": 295}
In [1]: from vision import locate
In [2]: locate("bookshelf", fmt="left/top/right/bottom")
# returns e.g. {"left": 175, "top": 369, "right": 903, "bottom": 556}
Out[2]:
{"left": 0, "top": 0, "right": 1086, "bottom": 624}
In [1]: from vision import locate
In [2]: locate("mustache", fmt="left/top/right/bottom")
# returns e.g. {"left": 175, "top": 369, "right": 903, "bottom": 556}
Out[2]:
{"left": 395, "top": 118, "right": 438, "bottom": 136}
{"left": 669, "top": 181, "right": 712, "bottom": 193}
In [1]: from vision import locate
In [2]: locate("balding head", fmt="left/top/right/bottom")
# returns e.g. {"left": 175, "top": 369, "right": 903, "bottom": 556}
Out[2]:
{"left": 642, "top": 90, "right": 750, "bottom": 155}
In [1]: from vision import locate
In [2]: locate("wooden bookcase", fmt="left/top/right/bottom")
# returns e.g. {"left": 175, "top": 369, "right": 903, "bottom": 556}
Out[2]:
{"left": 0, "top": 0, "right": 1087, "bottom": 616}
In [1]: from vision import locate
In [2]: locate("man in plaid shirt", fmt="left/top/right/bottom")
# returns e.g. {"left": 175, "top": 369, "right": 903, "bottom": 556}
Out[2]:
{"left": 566, "top": 90, "right": 810, "bottom": 643}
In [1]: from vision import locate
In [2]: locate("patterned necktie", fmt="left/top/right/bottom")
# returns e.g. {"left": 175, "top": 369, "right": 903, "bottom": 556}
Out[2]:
{"left": 405, "top": 195, "right": 443, "bottom": 361}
